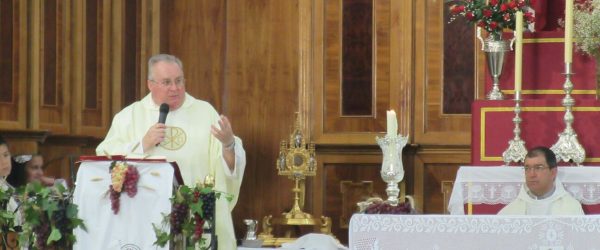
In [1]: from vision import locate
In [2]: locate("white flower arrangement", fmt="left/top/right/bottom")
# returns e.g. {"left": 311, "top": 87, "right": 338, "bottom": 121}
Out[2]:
{"left": 574, "top": 0, "right": 600, "bottom": 57}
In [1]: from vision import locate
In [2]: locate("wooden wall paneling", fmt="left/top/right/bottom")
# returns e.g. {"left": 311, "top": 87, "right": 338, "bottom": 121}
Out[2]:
{"left": 109, "top": 0, "right": 124, "bottom": 113}
{"left": 0, "top": 0, "right": 27, "bottom": 129}
{"left": 392, "top": 0, "right": 413, "bottom": 136}
{"left": 313, "top": 0, "right": 412, "bottom": 145}
{"left": 161, "top": 0, "right": 226, "bottom": 108}
{"left": 224, "top": 0, "right": 301, "bottom": 240}
{"left": 0, "top": 130, "right": 49, "bottom": 156}
{"left": 298, "top": 0, "right": 312, "bottom": 136}
{"left": 139, "top": 0, "right": 160, "bottom": 98}
{"left": 35, "top": 0, "right": 70, "bottom": 134}
{"left": 40, "top": 135, "right": 102, "bottom": 188}
{"left": 414, "top": 0, "right": 472, "bottom": 145}
{"left": 313, "top": 147, "right": 416, "bottom": 244}
{"left": 70, "top": 0, "right": 109, "bottom": 137}
{"left": 160, "top": 0, "right": 301, "bottom": 240}
{"left": 67, "top": 0, "right": 84, "bottom": 136}
{"left": 413, "top": 146, "right": 470, "bottom": 213}
{"left": 28, "top": 0, "right": 41, "bottom": 130}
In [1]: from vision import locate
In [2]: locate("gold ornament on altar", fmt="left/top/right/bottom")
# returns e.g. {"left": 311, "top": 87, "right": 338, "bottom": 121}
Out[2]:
{"left": 258, "top": 113, "right": 332, "bottom": 246}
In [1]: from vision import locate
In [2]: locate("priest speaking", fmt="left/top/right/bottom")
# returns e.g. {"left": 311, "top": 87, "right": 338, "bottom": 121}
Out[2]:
{"left": 96, "top": 54, "right": 246, "bottom": 249}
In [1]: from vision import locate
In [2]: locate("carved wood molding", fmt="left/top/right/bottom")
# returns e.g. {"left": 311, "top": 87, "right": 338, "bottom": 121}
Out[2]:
{"left": 0, "top": 129, "right": 50, "bottom": 143}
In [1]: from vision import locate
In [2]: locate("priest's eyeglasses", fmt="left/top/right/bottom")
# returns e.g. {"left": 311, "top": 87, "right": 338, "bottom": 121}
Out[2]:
{"left": 150, "top": 77, "right": 185, "bottom": 88}
{"left": 523, "top": 166, "right": 549, "bottom": 173}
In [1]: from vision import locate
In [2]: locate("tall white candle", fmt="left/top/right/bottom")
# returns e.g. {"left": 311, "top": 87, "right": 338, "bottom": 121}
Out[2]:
{"left": 387, "top": 110, "right": 397, "bottom": 137}
{"left": 565, "top": 0, "right": 574, "bottom": 63}
{"left": 515, "top": 11, "right": 523, "bottom": 92}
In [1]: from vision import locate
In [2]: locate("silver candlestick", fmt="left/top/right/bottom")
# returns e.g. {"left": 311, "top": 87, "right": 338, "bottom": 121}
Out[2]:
{"left": 376, "top": 134, "right": 409, "bottom": 206}
{"left": 551, "top": 63, "right": 586, "bottom": 165}
{"left": 502, "top": 91, "right": 527, "bottom": 165}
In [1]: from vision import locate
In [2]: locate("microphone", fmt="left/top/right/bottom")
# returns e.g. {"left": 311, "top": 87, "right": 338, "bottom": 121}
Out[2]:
{"left": 156, "top": 103, "right": 169, "bottom": 146}
{"left": 158, "top": 103, "right": 169, "bottom": 124}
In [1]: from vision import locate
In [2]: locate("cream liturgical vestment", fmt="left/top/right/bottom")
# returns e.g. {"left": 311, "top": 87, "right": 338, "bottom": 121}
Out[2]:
{"left": 96, "top": 93, "right": 246, "bottom": 250}
{"left": 498, "top": 179, "right": 584, "bottom": 215}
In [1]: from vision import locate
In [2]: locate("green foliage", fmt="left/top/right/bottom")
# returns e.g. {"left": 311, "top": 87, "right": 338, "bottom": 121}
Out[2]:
{"left": 153, "top": 184, "right": 233, "bottom": 249}
{"left": 17, "top": 182, "right": 86, "bottom": 249}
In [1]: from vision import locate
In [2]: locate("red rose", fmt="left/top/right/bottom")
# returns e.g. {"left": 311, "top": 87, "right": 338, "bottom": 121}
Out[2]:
{"left": 517, "top": 0, "right": 525, "bottom": 7}
{"left": 465, "top": 12, "right": 475, "bottom": 20}
{"left": 490, "top": 21, "right": 498, "bottom": 29}
{"left": 509, "top": 1, "right": 517, "bottom": 9}
{"left": 500, "top": 4, "right": 508, "bottom": 11}
{"left": 483, "top": 9, "right": 493, "bottom": 17}
{"left": 450, "top": 5, "right": 465, "bottom": 15}
{"left": 524, "top": 12, "right": 535, "bottom": 22}
{"left": 503, "top": 13, "right": 511, "bottom": 21}
{"left": 490, "top": 0, "right": 499, "bottom": 5}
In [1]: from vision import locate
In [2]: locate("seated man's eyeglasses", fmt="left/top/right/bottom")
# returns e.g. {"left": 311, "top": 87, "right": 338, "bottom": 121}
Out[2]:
{"left": 523, "top": 165, "right": 549, "bottom": 172}
{"left": 151, "top": 77, "right": 185, "bottom": 87}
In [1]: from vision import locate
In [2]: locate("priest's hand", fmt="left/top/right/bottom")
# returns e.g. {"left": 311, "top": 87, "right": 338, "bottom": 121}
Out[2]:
{"left": 211, "top": 115, "right": 235, "bottom": 147}
{"left": 143, "top": 123, "right": 167, "bottom": 152}
{"left": 211, "top": 115, "right": 236, "bottom": 171}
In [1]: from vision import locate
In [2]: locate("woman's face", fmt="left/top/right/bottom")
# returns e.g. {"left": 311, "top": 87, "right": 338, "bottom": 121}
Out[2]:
{"left": 0, "top": 145, "right": 12, "bottom": 177}
{"left": 26, "top": 155, "right": 44, "bottom": 182}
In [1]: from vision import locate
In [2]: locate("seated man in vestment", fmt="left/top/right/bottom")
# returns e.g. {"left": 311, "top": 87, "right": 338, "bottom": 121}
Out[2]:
{"left": 498, "top": 146, "right": 584, "bottom": 215}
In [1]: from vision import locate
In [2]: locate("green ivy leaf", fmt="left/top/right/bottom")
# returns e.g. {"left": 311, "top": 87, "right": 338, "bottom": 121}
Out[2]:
{"left": 66, "top": 203, "right": 79, "bottom": 218}
{"left": 41, "top": 199, "right": 59, "bottom": 217}
{"left": 190, "top": 200, "right": 203, "bottom": 215}
{"left": 47, "top": 227, "right": 62, "bottom": 244}
{"left": 152, "top": 224, "right": 171, "bottom": 247}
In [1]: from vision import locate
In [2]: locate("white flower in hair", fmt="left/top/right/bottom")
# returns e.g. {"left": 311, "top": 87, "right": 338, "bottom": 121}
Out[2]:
{"left": 15, "top": 155, "right": 32, "bottom": 164}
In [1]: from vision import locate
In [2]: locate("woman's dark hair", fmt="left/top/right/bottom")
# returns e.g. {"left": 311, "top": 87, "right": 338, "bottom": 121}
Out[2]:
{"left": 6, "top": 158, "right": 27, "bottom": 188}
{"left": 0, "top": 135, "right": 7, "bottom": 146}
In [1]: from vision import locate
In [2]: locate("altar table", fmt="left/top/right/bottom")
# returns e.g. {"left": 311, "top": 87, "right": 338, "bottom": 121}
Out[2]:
{"left": 349, "top": 214, "right": 600, "bottom": 250}
{"left": 449, "top": 166, "right": 600, "bottom": 215}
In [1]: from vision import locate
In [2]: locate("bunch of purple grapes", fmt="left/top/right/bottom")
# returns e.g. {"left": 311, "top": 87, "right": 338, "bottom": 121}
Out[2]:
{"left": 123, "top": 166, "right": 140, "bottom": 197}
{"left": 170, "top": 202, "right": 189, "bottom": 234}
{"left": 33, "top": 215, "right": 51, "bottom": 249}
{"left": 201, "top": 192, "right": 216, "bottom": 221}
{"left": 52, "top": 200, "right": 70, "bottom": 235}
{"left": 50, "top": 199, "right": 72, "bottom": 247}
{"left": 364, "top": 201, "right": 415, "bottom": 214}
{"left": 109, "top": 185, "right": 121, "bottom": 214}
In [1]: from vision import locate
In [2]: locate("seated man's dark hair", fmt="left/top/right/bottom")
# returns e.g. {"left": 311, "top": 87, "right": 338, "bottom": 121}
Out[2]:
{"left": 526, "top": 146, "right": 557, "bottom": 169}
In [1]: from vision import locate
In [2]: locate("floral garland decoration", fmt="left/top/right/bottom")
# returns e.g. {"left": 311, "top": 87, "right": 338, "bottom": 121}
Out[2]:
{"left": 153, "top": 183, "right": 233, "bottom": 249}
{"left": 17, "top": 182, "right": 86, "bottom": 249}
{"left": 447, "top": 0, "right": 536, "bottom": 38}
{"left": 0, "top": 185, "right": 17, "bottom": 248}
{"left": 109, "top": 161, "right": 140, "bottom": 214}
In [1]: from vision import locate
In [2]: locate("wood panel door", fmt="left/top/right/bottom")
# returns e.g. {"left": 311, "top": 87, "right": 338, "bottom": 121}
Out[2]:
{"left": 414, "top": 0, "right": 485, "bottom": 145}
{"left": 312, "top": 0, "right": 413, "bottom": 145}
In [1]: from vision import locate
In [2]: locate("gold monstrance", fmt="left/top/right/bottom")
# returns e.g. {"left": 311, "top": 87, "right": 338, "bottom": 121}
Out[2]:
{"left": 258, "top": 114, "right": 332, "bottom": 246}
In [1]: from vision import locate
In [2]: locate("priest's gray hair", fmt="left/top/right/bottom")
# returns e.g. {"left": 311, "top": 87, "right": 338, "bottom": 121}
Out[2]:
{"left": 147, "top": 54, "right": 184, "bottom": 80}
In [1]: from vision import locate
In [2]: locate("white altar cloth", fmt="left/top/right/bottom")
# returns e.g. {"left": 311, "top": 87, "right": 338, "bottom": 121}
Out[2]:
{"left": 73, "top": 160, "right": 174, "bottom": 250}
{"left": 448, "top": 166, "right": 600, "bottom": 215}
{"left": 349, "top": 214, "right": 600, "bottom": 250}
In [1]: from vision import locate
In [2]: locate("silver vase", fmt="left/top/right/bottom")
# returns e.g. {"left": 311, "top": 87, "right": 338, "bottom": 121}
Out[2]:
{"left": 477, "top": 28, "right": 515, "bottom": 100}
{"left": 376, "top": 134, "right": 409, "bottom": 206}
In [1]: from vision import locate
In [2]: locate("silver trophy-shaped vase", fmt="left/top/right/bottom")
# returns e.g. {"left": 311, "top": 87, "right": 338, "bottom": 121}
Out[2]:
{"left": 376, "top": 134, "right": 409, "bottom": 206}
{"left": 478, "top": 29, "right": 515, "bottom": 100}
